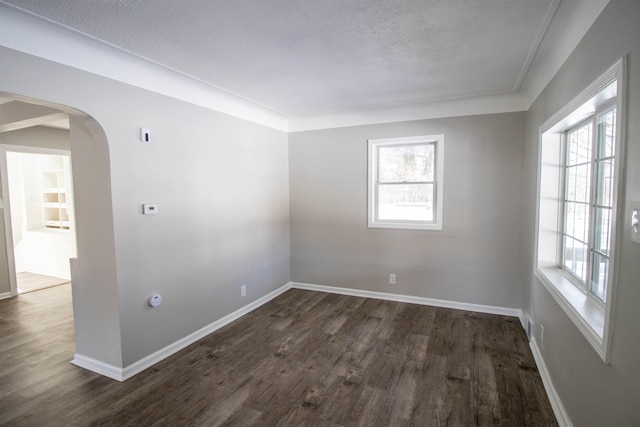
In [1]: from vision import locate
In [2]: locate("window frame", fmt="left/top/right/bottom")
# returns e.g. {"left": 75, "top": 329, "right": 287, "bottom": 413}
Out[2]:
{"left": 534, "top": 58, "right": 626, "bottom": 363}
{"left": 368, "top": 134, "right": 444, "bottom": 231}
{"left": 560, "top": 101, "right": 617, "bottom": 307}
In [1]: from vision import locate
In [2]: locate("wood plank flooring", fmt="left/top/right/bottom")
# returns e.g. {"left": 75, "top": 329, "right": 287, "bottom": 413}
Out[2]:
{"left": 0, "top": 284, "right": 557, "bottom": 426}
{"left": 16, "top": 272, "right": 70, "bottom": 294}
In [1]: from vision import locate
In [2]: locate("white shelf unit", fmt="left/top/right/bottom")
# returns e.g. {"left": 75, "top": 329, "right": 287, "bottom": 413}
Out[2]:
{"left": 42, "top": 170, "right": 70, "bottom": 229}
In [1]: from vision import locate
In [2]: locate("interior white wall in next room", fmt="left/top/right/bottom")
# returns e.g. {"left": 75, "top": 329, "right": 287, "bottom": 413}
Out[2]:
{"left": 289, "top": 112, "right": 526, "bottom": 309}
{"left": 6, "top": 151, "right": 76, "bottom": 279}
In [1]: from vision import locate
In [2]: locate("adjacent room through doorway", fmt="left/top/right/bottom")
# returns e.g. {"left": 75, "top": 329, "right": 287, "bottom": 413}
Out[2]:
{"left": 5, "top": 150, "right": 77, "bottom": 294}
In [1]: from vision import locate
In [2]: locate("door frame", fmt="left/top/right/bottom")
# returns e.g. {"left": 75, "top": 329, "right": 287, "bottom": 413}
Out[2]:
{"left": 0, "top": 143, "right": 75, "bottom": 297}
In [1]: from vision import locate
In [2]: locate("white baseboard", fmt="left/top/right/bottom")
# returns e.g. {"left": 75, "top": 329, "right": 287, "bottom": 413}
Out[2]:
{"left": 519, "top": 311, "right": 527, "bottom": 331}
{"left": 120, "top": 282, "right": 292, "bottom": 381}
{"left": 72, "top": 281, "right": 525, "bottom": 382}
{"left": 0, "top": 291, "right": 12, "bottom": 300}
{"left": 73, "top": 282, "right": 293, "bottom": 382}
{"left": 71, "top": 354, "right": 124, "bottom": 381}
{"left": 290, "top": 282, "right": 523, "bottom": 318}
{"left": 529, "top": 339, "right": 573, "bottom": 427}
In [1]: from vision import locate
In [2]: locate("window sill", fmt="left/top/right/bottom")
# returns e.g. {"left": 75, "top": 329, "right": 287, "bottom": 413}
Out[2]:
{"left": 368, "top": 221, "right": 442, "bottom": 231}
{"left": 535, "top": 267, "right": 606, "bottom": 359}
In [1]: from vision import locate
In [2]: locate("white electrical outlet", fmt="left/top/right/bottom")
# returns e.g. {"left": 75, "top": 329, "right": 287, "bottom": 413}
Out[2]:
{"left": 241, "top": 285, "right": 246, "bottom": 297}
{"left": 540, "top": 324, "right": 545, "bottom": 351}
{"left": 389, "top": 273, "right": 396, "bottom": 285}
{"left": 142, "top": 203, "right": 158, "bottom": 215}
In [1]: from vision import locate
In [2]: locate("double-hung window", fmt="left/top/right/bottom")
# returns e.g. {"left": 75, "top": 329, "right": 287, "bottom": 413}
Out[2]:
{"left": 562, "top": 105, "right": 616, "bottom": 303}
{"left": 368, "top": 134, "right": 444, "bottom": 230}
{"left": 535, "top": 58, "right": 625, "bottom": 362}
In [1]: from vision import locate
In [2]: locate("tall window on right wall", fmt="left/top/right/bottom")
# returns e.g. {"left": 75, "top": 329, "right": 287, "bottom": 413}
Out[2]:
{"left": 562, "top": 105, "right": 616, "bottom": 303}
{"left": 535, "top": 58, "right": 626, "bottom": 362}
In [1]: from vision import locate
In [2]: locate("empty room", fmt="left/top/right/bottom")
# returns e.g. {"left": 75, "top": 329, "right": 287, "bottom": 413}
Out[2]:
{"left": 0, "top": 0, "right": 639, "bottom": 425}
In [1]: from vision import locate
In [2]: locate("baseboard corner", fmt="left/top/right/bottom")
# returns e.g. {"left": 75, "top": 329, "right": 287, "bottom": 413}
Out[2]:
{"left": 291, "top": 281, "right": 522, "bottom": 319}
{"left": 71, "top": 353, "right": 124, "bottom": 382}
{"left": 118, "top": 281, "right": 293, "bottom": 381}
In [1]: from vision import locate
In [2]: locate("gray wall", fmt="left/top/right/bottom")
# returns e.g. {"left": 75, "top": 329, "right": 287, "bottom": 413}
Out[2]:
{"left": 0, "top": 47, "right": 290, "bottom": 368}
{"left": 523, "top": 0, "right": 640, "bottom": 424}
{"left": 289, "top": 112, "right": 526, "bottom": 309}
{"left": 0, "top": 126, "right": 70, "bottom": 150}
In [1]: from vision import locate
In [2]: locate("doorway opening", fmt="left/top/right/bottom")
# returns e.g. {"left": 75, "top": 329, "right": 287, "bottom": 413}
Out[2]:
{"left": 5, "top": 150, "right": 77, "bottom": 294}
{"left": 0, "top": 90, "right": 120, "bottom": 378}
{"left": 0, "top": 96, "right": 77, "bottom": 297}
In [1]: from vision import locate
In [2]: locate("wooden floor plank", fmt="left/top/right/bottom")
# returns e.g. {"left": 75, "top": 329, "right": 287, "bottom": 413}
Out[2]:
{"left": 16, "top": 272, "right": 70, "bottom": 294}
{"left": 0, "top": 285, "right": 557, "bottom": 426}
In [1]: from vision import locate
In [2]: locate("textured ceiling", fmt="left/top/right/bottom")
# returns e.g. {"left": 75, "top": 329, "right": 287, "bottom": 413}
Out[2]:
{"left": 2, "top": 0, "right": 559, "bottom": 117}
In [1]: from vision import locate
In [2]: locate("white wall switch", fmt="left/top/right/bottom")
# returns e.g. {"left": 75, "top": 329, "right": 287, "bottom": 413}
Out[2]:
{"left": 389, "top": 273, "right": 396, "bottom": 285}
{"left": 142, "top": 203, "right": 158, "bottom": 215}
{"left": 140, "top": 127, "right": 151, "bottom": 143}
{"left": 632, "top": 209, "right": 640, "bottom": 244}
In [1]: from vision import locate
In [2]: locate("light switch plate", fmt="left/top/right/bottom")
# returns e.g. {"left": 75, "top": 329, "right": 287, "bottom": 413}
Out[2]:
{"left": 140, "top": 127, "right": 151, "bottom": 143}
{"left": 632, "top": 209, "right": 640, "bottom": 244}
{"left": 142, "top": 203, "right": 158, "bottom": 215}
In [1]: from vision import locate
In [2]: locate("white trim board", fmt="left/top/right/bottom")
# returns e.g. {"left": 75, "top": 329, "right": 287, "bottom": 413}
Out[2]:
{"left": 72, "top": 281, "right": 524, "bottom": 382}
{"left": 0, "top": 291, "right": 11, "bottom": 300}
{"left": 0, "top": 6, "right": 288, "bottom": 132}
{"left": 529, "top": 339, "right": 573, "bottom": 427}
{"left": 72, "top": 282, "right": 293, "bottom": 382}
{"left": 71, "top": 354, "right": 124, "bottom": 382}
{"left": 0, "top": 1, "right": 609, "bottom": 133}
{"left": 290, "top": 282, "right": 523, "bottom": 319}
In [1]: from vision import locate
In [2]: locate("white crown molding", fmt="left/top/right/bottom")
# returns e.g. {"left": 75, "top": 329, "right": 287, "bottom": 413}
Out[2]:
{"left": 291, "top": 282, "right": 523, "bottom": 318}
{"left": 0, "top": 5, "right": 289, "bottom": 132}
{"left": 0, "top": 1, "right": 609, "bottom": 133}
{"left": 519, "top": 0, "right": 610, "bottom": 106}
{"left": 288, "top": 92, "right": 529, "bottom": 132}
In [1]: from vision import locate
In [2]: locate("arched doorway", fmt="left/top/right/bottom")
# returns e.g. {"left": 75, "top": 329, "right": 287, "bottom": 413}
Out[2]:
{"left": 0, "top": 92, "right": 123, "bottom": 378}
{"left": 0, "top": 97, "right": 77, "bottom": 296}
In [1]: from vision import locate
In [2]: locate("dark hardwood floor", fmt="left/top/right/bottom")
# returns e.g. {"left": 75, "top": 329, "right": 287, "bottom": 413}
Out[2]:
{"left": 0, "top": 284, "right": 557, "bottom": 426}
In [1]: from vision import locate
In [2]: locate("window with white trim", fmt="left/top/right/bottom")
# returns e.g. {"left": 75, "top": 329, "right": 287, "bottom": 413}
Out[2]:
{"left": 535, "top": 58, "right": 625, "bottom": 362}
{"left": 368, "top": 135, "right": 444, "bottom": 230}
{"left": 562, "top": 106, "right": 616, "bottom": 303}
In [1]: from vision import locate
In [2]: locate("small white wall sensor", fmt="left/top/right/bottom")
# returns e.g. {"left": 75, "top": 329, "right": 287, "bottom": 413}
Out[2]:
{"left": 142, "top": 203, "right": 158, "bottom": 215}
{"left": 140, "top": 128, "right": 151, "bottom": 143}
{"left": 148, "top": 294, "right": 162, "bottom": 307}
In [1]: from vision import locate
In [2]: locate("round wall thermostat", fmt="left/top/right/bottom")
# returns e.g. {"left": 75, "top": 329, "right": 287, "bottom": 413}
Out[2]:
{"left": 148, "top": 294, "right": 162, "bottom": 307}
